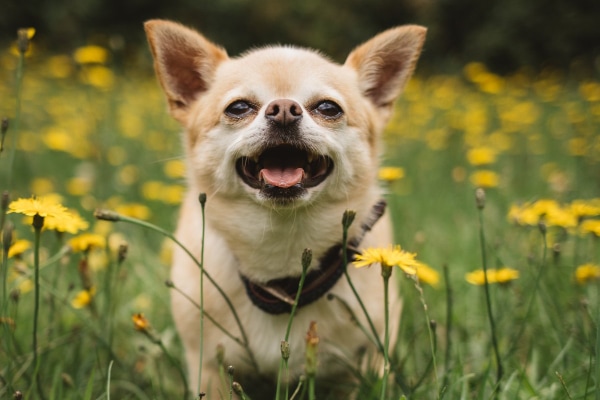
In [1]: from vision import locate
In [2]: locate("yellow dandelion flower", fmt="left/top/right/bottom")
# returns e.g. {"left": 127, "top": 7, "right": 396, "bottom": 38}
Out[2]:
{"left": 69, "top": 233, "right": 106, "bottom": 253}
{"left": 575, "top": 263, "right": 600, "bottom": 284}
{"left": 353, "top": 245, "right": 418, "bottom": 275}
{"left": 132, "top": 313, "right": 150, "bottom": 332}
{"left": 466, "top": 268, "right": 519, "bottom": 285}
{"left": 164, "top": 159, "right": 186, "bottom": 179}
{"left": 71, "top": 287, "right": 96, "bottom": 309}
{"left": 8, "top": 196, "right": 70, "bottom": 222}
{"left": 115, "top": 203, "right": 151, "bottom": 220}
{"left": 469, "top": 170, "right": 499, "bottom": 188}
{"left": 378, "top": 167, "right": 405, "bottom": 183}
{"left": 580, "top": 219, "right": 600, "bottom": 236}
{"left": 80, "top": 65, "right": 114, "bottom": 89}
{"left": 161, "top": 184, "right": 185, "bottom": 204}
{"left": 466, "top": 146, "right": 497, "bottom": 166}
{"left": 73, "top": 45, "right": 109, "bottom": 64}
{"left": 7, "top": 239, "right": 31, "bottom": 258}
{"left": 570, "top": 199, "right": 600, "bottom": 219}
{"left": 44, "top": 209, "right": 89, "bottom": 234}
{"left": 414, "top": 261, "right": 440, "bottom": 287}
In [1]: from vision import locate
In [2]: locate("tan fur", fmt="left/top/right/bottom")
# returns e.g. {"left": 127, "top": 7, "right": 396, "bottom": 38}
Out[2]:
{"left": 144, "top": 19, "right": 426, "bottom": 397}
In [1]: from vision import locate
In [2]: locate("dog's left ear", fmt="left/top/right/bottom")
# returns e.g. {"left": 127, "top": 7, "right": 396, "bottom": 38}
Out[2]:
{"left": 345, "top": 26, "right": 426, "bottom": 110}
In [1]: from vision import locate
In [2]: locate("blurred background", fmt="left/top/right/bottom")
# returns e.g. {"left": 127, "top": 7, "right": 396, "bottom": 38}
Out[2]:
{"left": 3, "top": 0, "right": 600, "bottom": 75}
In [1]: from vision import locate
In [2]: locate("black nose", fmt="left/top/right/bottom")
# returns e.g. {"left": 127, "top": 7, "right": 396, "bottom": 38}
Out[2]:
{"left": 265, "top": 99, "right": 303, "bottom": 127}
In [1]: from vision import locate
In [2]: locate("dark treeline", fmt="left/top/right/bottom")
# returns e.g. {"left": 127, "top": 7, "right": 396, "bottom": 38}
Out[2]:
{"left": 3, "top": 0, "right": 600, "bottom": 74}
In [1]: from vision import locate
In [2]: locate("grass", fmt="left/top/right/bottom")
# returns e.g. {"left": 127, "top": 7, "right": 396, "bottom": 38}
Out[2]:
{"left": 1, "top": 33, "right": 600, "bottom": 399}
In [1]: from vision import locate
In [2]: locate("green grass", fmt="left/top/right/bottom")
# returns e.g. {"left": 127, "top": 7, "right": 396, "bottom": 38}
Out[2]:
{"left": 1, "top": 37, "right": 600, "bottom": 399}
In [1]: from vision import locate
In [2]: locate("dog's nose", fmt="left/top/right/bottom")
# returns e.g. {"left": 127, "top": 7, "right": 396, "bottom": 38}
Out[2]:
{"left": 265, "top": 99, "right": 303, "bottom": 127}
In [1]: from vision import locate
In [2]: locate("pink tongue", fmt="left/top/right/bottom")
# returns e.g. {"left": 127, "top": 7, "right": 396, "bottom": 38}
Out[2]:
{"left": 260, "top": 167, "right": 304, "bottom": 188}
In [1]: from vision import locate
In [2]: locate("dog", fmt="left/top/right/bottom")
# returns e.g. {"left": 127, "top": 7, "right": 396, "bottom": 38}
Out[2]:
{"left": 144, "top": 19, "right": 426, "bottom": 397}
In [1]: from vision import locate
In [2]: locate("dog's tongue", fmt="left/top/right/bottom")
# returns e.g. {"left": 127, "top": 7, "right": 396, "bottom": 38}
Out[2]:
{"left": 260, "top": 167, "right": 304, "bottom": 188}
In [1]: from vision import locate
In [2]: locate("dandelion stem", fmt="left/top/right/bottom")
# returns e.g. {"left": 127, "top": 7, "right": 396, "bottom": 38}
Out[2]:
{"left": 31, "top": 215, "right": 45, "bottom": 400}
{"left": 476, "top": 200, "right": 503, "bottom": 389}
{"left": 100, "top": 211, "right": 259, "bottom": 371}
{"left": 442, "top": 264, "right": 453, "bottom": 392}
{"left": 6, "top": 48, "right": 26, "bottom": 190}
{"left": 341, "top": 212, "right": 385, "bottom": 354}
{"left": 198, "top": 194, "right": 206, "bottom": 394}
{"left": 379, "top": 268, "right": 391, "bottom": 400}
{"left": 276, "top": 249, "right": 311, "bottom": 400}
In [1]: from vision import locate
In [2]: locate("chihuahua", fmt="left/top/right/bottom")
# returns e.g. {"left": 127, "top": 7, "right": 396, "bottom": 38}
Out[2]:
{"left": 145, "top": 19, "right": 426, "bottom": 397}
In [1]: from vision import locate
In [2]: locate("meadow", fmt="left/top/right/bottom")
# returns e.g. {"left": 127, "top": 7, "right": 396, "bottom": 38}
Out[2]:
{"left": 1, "top": 30, "right": 600, "bottom": 399}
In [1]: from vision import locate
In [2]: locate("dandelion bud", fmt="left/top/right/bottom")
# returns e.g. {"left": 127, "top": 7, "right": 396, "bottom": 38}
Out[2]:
{"left": 227, "top": 365, "right": 235, "bottom": 377}
{"left": 17, "top": 28, "right": 35, "bottom": 54}
{"left": 301, "top": 248, "right": 312, "bottom": 272}
{"left": 94, "top": 209, "right": 121, "bottom": 222}
{"left": 10, "top": 289, "right": 20, "bottom": 303}
{"left": 280, "top": 340, "right": 290, "bottom": 361}
{"left": 117, "top": 243, "right": 128, "bottom": 263}
{"left": 13, "top": 391, "right": 23, "bottom": 400}
{"left": 429, "top": 319, "right": 437, "bottom": 333}
{"left": 475, "top": 188, "right": 486, "bottom": 210}
{"left": 232, "top": 382, "right": 244, "bottom": 395}
{"left": 1, "top": 191, "right": 9, "bottom": 212}
{"left": 198, "top": 193, "right": 207, "bottom": 207}
{"left": 164, "top": 279, "right": 174, "bottom": 288}
{"left": 342, "top": 210, "right": 356, "bottom": 230}
{"left": 2, "top": 222, "right": 13, "bottom": 254}
{"left": 198, "top": 392, "right": 206, "bottom": 399}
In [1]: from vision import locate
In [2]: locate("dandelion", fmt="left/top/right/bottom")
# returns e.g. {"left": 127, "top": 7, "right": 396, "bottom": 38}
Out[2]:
{"left": 580, "top": 219, "right": 600, "bottom": 236}
{"left": 414, "top": 261, "right": 440, "bottom": 287}
{"left": 44, "top": 209, "right": 89, "bottom": 234}
{"left": 115, "top": 203, "right": 151, "bottom": 220}
{"left": 378, "top": 166, "right": 405, "bottom": 182}
{"left": 73, "top": 45, "right": 109, "bottom": 64}
{"left": 7, "top": 239, "right": 31, "bottom": 258}
{"left": 164, "top": 159, "right": 186, "bottom": 179}
{"left": 16, "top": 27, "right": 35, "bottom": 55}
{"left": 575, "top": 263, "right": 600, "bottom": 284}
{"left": 71, "top": 287, "right": 96, "bottom": 309}
{"left": 466, "top": 268, "right": 520, "bottom": 285}
{"left": 69, "top": 233, "right": 106, "bottom": 253}
{"left": 466, "top": 146, "right": 497, "bottom": 166}
{"left": 353, "top": 245, "right": 418, "bottom": 275}
{"left": 469, "top": 170, "right": 499, "bottom": 188}
{"left": 8, "top": 196, "right": 70, "bottom": 221}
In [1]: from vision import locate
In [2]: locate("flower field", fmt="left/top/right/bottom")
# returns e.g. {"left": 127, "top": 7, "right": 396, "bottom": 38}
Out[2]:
{"left": 1, "top": 32, "right": 600, "bottom": 399}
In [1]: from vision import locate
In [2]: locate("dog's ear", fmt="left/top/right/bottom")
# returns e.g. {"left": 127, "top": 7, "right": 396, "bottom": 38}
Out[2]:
{"left": 144, "top": 20, "right": 228, "bottom": 122}
{"left": 345, "top": 25, "right": 426, "bottom": 110}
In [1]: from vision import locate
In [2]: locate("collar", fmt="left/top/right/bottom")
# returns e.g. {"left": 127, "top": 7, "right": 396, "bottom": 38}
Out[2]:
{"left": 240, "top": 200, "right": 386, "bottom": 315}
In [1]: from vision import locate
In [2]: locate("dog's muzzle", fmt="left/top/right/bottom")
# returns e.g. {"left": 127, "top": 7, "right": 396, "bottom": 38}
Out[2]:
{"left": 236, "top": 144, "right": 333, "bottom": 199}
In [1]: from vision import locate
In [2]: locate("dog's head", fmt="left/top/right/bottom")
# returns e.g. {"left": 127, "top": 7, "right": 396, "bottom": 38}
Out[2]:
{"left": 145, "top": 20, "right": 426, "bottom": 208}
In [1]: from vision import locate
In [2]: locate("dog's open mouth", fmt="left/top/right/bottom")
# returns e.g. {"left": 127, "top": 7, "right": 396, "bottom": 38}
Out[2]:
{"left": 236, "top": 145, "right": 333, "bottom": 196}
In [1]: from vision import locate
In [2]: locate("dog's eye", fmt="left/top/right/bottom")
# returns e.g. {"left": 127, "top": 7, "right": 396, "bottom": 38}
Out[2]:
{"left": 313, "top": 101, "right": 343, "bottom": 119}
{"left": 225, "top": 100, "right": 255, "bottom": 118}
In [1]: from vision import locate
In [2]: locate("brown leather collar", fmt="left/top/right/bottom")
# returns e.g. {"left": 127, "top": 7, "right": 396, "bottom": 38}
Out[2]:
{"left": 240, "top": 200, "right": 386, "bottom": 314}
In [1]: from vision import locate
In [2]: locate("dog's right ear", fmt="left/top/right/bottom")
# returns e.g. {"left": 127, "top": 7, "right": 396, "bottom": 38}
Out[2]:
{"left": 144, "top": 20, "right": 228, "bottom": 123}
